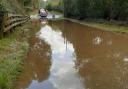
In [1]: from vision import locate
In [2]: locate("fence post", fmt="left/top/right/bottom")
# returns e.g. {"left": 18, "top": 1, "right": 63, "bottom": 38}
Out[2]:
{"left": 0, "top": 11, "right": 5, "bottom": 38}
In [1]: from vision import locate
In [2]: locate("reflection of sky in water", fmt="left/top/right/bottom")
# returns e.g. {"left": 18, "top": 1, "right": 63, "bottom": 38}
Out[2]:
{"left": 26, "top": 25, "right": 85, "bottom": 89}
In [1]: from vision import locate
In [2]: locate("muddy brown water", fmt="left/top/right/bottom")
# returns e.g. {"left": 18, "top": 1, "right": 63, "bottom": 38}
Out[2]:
{"left": 15, "top": 19, "right": 128, "bottom": 89}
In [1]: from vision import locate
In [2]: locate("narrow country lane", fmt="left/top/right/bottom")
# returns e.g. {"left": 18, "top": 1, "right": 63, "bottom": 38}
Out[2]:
{"left": 14, "top": 18, "right": 128, "bottom": 89}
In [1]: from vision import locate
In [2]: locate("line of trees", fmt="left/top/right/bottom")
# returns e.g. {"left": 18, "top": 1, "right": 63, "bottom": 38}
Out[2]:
{"left": 63, "top": 0, "right": 128, "bottom": 21}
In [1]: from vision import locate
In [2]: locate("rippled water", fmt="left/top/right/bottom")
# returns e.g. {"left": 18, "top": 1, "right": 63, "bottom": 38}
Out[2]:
{"left": 15, "top": 20, "right": 128, "bottom": 89}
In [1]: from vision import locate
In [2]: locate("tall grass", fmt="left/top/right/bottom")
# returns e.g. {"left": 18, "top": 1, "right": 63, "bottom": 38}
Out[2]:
{"left": 0, "top": 27, "right": 29, "bottom": 89}
{"left": 0, "top": 42, "right": 29, "bottom": 89}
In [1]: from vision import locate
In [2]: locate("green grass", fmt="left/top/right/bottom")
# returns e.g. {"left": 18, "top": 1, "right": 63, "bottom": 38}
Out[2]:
{"left": 83, "top": 21, "right": 128, "bottom": 33}
{"left": 0, "top": 42, "right": 28, "bottom": 89}
{"left": 0, "top": 27, "right": 29, "bottom": 89}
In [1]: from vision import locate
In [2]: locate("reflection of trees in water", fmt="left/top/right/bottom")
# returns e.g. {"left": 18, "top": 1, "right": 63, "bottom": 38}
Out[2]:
{"left": 49, "top": 20, "right": 128, "bottom": 89}
{"left": 14, "top": 22, "right": 51, "bottom": 89}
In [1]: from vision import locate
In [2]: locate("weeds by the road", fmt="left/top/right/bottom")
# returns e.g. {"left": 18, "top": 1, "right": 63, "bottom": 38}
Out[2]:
{"left": 0, "top": 27, "right": 29, "bottom": 89}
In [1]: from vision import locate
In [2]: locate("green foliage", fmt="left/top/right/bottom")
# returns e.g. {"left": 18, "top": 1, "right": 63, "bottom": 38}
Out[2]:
{"left": 63, "top": 0, "right": 77, "bottom": 17}
{"left": 63, "top": 0, "right": 128, "bottom": 21}
{"left": 0, "top": 0, "right": 37, "bottom": 13}
{"left": 0, "top": 4, "right": 6, "bottom": 11}
{"left": 23, "top": 0, "right": 32, "bottom": 6}
{"left": 0, "top": 0, "right": 25, "bottom": 13}
{"left": 46, "top": 3, "right": 53, "bottom": 11}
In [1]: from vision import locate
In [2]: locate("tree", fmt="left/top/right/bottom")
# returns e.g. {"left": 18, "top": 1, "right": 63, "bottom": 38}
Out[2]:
{"left": 62, "top": 0, "right": 128, "bottom": 21}
{"left": 77, "top": 0, "right": 88, "bottom": 19}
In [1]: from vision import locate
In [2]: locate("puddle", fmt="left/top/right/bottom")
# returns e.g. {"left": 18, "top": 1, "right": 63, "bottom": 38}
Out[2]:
{"left": 15, "top": 20, "right": 128, "bottom": 89}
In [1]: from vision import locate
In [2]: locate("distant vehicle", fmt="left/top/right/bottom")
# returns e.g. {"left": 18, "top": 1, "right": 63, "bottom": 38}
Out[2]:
{"left": 39, "top": 9, "right": 48, "bottom": 18}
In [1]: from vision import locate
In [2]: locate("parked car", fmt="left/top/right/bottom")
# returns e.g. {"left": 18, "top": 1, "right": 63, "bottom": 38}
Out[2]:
{"left": 39, "top": 9, "right": 48, "bottom": 18}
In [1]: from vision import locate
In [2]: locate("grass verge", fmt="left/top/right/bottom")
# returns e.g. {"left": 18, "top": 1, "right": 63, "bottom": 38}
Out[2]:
{"left": 0, "top": 26, "right": 29, "bottom": 89}
{"left": 65, "top": 18, "right": 128, "bottom": 33}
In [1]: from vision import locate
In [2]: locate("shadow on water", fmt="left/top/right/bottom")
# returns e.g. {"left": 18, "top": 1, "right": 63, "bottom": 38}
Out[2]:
{"left": 15, "top": 19, "right": 128, "bottom": 89}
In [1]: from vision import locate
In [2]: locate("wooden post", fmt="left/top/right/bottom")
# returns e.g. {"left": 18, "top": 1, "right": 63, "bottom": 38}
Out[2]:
{"left": 0, "top": 11, "right": 5, "bottom": 38}
{"left": 4, "top": 13, "right": 9, "bottom": 35}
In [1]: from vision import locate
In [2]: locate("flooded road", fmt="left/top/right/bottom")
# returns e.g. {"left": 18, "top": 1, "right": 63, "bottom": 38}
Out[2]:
{"left": 15, "top": 19, "right": 128, "bottom": 89}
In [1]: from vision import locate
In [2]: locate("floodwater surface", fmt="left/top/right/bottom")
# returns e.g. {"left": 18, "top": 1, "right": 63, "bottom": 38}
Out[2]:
{"left": 15, "top": 19, "right": 128, "bottom": 89}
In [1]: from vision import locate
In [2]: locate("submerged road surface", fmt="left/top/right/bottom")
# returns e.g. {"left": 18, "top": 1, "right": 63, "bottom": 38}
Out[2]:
{"left": 15, "top": 19, "right": 128, "bottom": 89}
